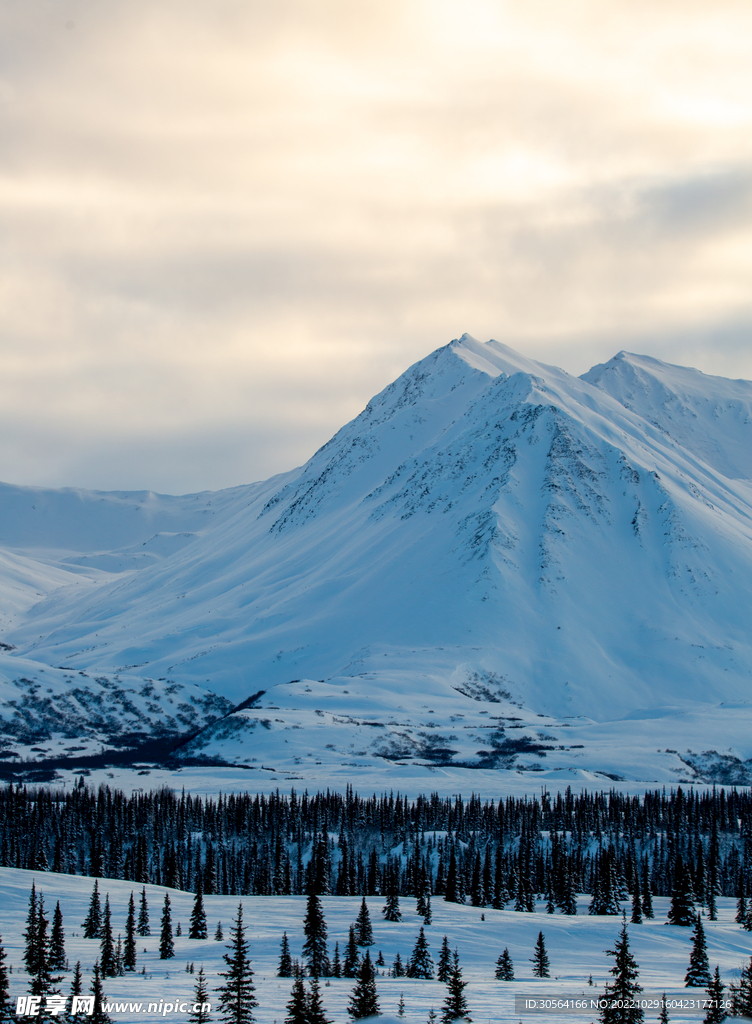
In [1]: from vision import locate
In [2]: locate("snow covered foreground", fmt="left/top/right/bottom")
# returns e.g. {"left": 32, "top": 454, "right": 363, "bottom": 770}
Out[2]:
{"left": 2, "top": 336, "right": 752, "bottom": 784}
{"left": 2, "top": 866, "right": 751, "bottom": 1023}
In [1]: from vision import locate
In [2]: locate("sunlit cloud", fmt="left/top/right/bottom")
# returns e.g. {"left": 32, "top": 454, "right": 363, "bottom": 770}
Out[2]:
{"left": 0, "top": 0, "right": 751, "bottom": 491}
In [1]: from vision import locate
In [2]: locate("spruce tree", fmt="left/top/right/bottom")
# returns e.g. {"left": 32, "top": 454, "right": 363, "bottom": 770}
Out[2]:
{"left": 190, "top": 882, "right": 208, "bottom": 940}
{"left": 215, "top": 923, "right": 224, "bottom": 941}
{"left": 667, "top": 858, "right": 695, "bottom": 927}
{"left": 278, "top": 932, "right": 293, "bottom": 977}
{"left": 216, "top": 904, "right": 257, "bottom": 1024}
{"left": 437, "top": 935, "right": 452, "bottom": 983}
{"left": 302, "top": 891, "right": 329, "bottom": 977}
{"left": 382, "top": 889, "right": 402, "bottom": 923}
{"left": 83, "top": 880, "right": 102, "bottom": 939}
{"left": 49, "top": 901, "right": 66, "bottom": 970}
{"left": 495, "top": 948, "right": 514, "bottom": 981}
{"left": 100, "top": 895, "right": 115, "bottom": 977}
{"left": 735, "top": 894, "right": 747, "bottom": 925}
{"left": 630, "top": 888, "right": 642, "bottom": 925}
{"left": 23, "top": 882, "right": 39, "bottom": 974}
{"left": 137, "top": 888, "right": 150, "bottom": 937}
{"left": 444, "top": 849, "right": 459, "bottom": 904}
{"left": 332, "top": 942, "right": 342, "bottom": 978}
{"left": 397, "top": 992, "right": 405, "bottom": 1018}
{"left": 160, "top": 893, "right": 175, "bottom": 960}
{"left": 441, "top": 950, "right": 470, "bottom": 1024}
{"left": 70, "top": 961, "right": 83, "bottom": 999}
{"left": 347, "top": 950, "right": 380, "bottom": 1020}
{"left": 423, "top": 891, "right": 433, "bottom": 926}
{"left": 68, "top": 960, "right": 87, "bottom": 1024}
{"left": 703, "top": 966, "right": 726, "bottom": 1024}
{"left": 284, "top": 975, "right": 308, "bottom": 1024}
{"left": 90, "top": 961, "right": 112, "bottom": 1024}
{"left": 392, "top": 952, "right": 404, "bottom": 977}
{"left": 729, "top": 956, "right": 752, "bottom": 1018}
{"left": 124, "top": 892, "right": 137, "bottom": 971}
{"left": 530, "top": 932, "right": 550, "bottom": 978}
{"left": 29, "top": 894, "right": 60, "bottom": 999}
{"left": 599, "top": 918, "right": 643, "bottom": 1024}
{"left": 406, "top": 927, "right": 434, "bottom": 979}
{"left": 559, "top": 870, "right": 577, "bottom": 916}
{"left": 685, "top": 914, "right": 711, "bottom": 987}
{"left": 658, "top": 994, "right": 670, "bottom": 1024}
{"left": 641, "top": 862, "right": 654, "bottom": 920}
{"left": 0, "top": 934, "right": 9, "bottom": 1019}
{"left": 355, "top": 898, "right": 374, "bottom": 947}
{"left": 306, "top": 976, "right": 332, "bottom": 1024}
{"left": 188, "top": 966, "right": 211, "bottom": 1024}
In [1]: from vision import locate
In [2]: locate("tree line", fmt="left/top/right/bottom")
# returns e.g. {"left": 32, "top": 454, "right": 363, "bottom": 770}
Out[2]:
{"left": 1, "top": 781, "right": 751, "bottom": 912}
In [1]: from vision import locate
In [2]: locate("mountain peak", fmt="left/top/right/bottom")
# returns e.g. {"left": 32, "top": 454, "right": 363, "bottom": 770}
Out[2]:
{"left": 3, "top": 338, "right": 752, "bottom": 783}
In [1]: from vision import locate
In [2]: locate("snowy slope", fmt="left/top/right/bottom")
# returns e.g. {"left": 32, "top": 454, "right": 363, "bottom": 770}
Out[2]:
{"left": 2, "top": 866, "right": 751, "bottom": 1024}
{"left": 2, "top": 336, "right": 752, "bottom": 782}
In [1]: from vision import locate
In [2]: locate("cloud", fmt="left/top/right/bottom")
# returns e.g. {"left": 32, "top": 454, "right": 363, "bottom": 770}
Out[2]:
{"left": 1, "top": 0, "right": 752, "bottom": 491}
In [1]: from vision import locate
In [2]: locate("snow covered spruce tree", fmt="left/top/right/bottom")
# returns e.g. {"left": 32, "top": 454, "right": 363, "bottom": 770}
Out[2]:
{"left": 530, "top": 932, "right": 550, "bottom": 978}
{"left": 306, "top": 976, "right": 332, "bottom": 1024}
{"left": 100, "top": 895, "right": 115, "bottom": 977}
{"left": 89, "top": 961, "right": 112, "bottom": 1024}
{"left": 343, "top": 925, "right": 360, "bottom": 978}
{"left": 641, "top": 862, "right": 654, "bottom": 920}
{"left": 124, "top": 892, "right": 137, "bottom": 971}
{"left": 382, "top": 885, "right": 402, "bottom": 923}
{"left": 28, "top": 892, "right": 61, "bottom": 1000}
{"left": 406, "top": 927, "right": 434, "bottom": 979}
{"left": 658, "top": 994, "right": 670, "bottom": 1024}
{"left": 667, "top": 857, "right": 695, "bottom": 926}
{"left": 728, "top": 956, "right": 752, "bottom": 1018}
{"left": 599, "top": 918, "right": 643, "bottom": 1024}
{"left": 137, "top": 887, "right": 150, "bottom": 937}
{"left": 23, "top": 882, "right": 39, "bottom": 973}
{"left": 685, "top": 914, "right": 711, "bottom": 987}
{"left": 190, "top": 881, "right": 208, "bottom": 940}
{"left": 495, "top": 948, "right": 514, "bottom": 981}
{"left": 423, "top": 891, "right": 433, "bottom": 925}
{"left": 216, "top": 904, "right": 257, "bottom": 1024}
{"left": 278, "top": 932, "right": 293, "bottom": 977}
{"left": 160, "top": 893, "right": 175, "bottom": 959}
{"left": 285, "top": 974, "right": 308, "bottom": 1024}
{"left": 630, "top": 887, "right": 642, "bottom": 925}
{"left": 0, "top": 933, "right": 10, "bottom": 1020}
{"left": 437, "top": 936, "right": 452, "bottom": 983}
{"left": 83, "top": 881, "right": 102, "bottom": 939}
{"left": 49, "top": 901, "right": 65, "bottom": 971}
{"left": 69, "top": 961, "right": 84, "bottom": 1024}
{"left": 441, "top": 950, "right": 470, "bottom": 1024}
{"left": 302, "top": 891, "right": 330, "bottom": 977}
{"left": 355, "top": 898, "right": 374, "bottom": 946}
{"left": 347, "top": 950, "right": 380, "bottom": 1020}
{"left": 703, "top": 966, "right": 726, "bottom": 1024}
{"left": 188, "top": 966, "right": 211, "bottom": 1024}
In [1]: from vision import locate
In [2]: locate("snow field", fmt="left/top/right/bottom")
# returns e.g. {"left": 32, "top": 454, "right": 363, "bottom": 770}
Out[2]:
{"left": 1, "top": 867, "right": 751, "bottom": 1023}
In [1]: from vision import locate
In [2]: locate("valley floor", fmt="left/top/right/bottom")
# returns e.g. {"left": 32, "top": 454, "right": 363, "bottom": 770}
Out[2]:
{"left": 2, "top": 867, "right": 751, "bottom": 1023}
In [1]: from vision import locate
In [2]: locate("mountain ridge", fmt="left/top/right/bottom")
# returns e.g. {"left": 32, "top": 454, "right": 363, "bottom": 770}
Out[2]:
{"left": 2, "top": 335, "right": 752, "bottom": 784}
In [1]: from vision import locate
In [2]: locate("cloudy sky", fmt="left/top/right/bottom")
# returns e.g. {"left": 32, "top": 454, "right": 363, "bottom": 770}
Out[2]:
{"left": 1, "top": 0, "right": 752, "bottom": 493}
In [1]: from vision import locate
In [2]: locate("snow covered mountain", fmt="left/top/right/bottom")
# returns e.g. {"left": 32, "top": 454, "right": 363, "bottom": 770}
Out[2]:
{"left": 2, "top": 336, "right": 752, "bottom": 785}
